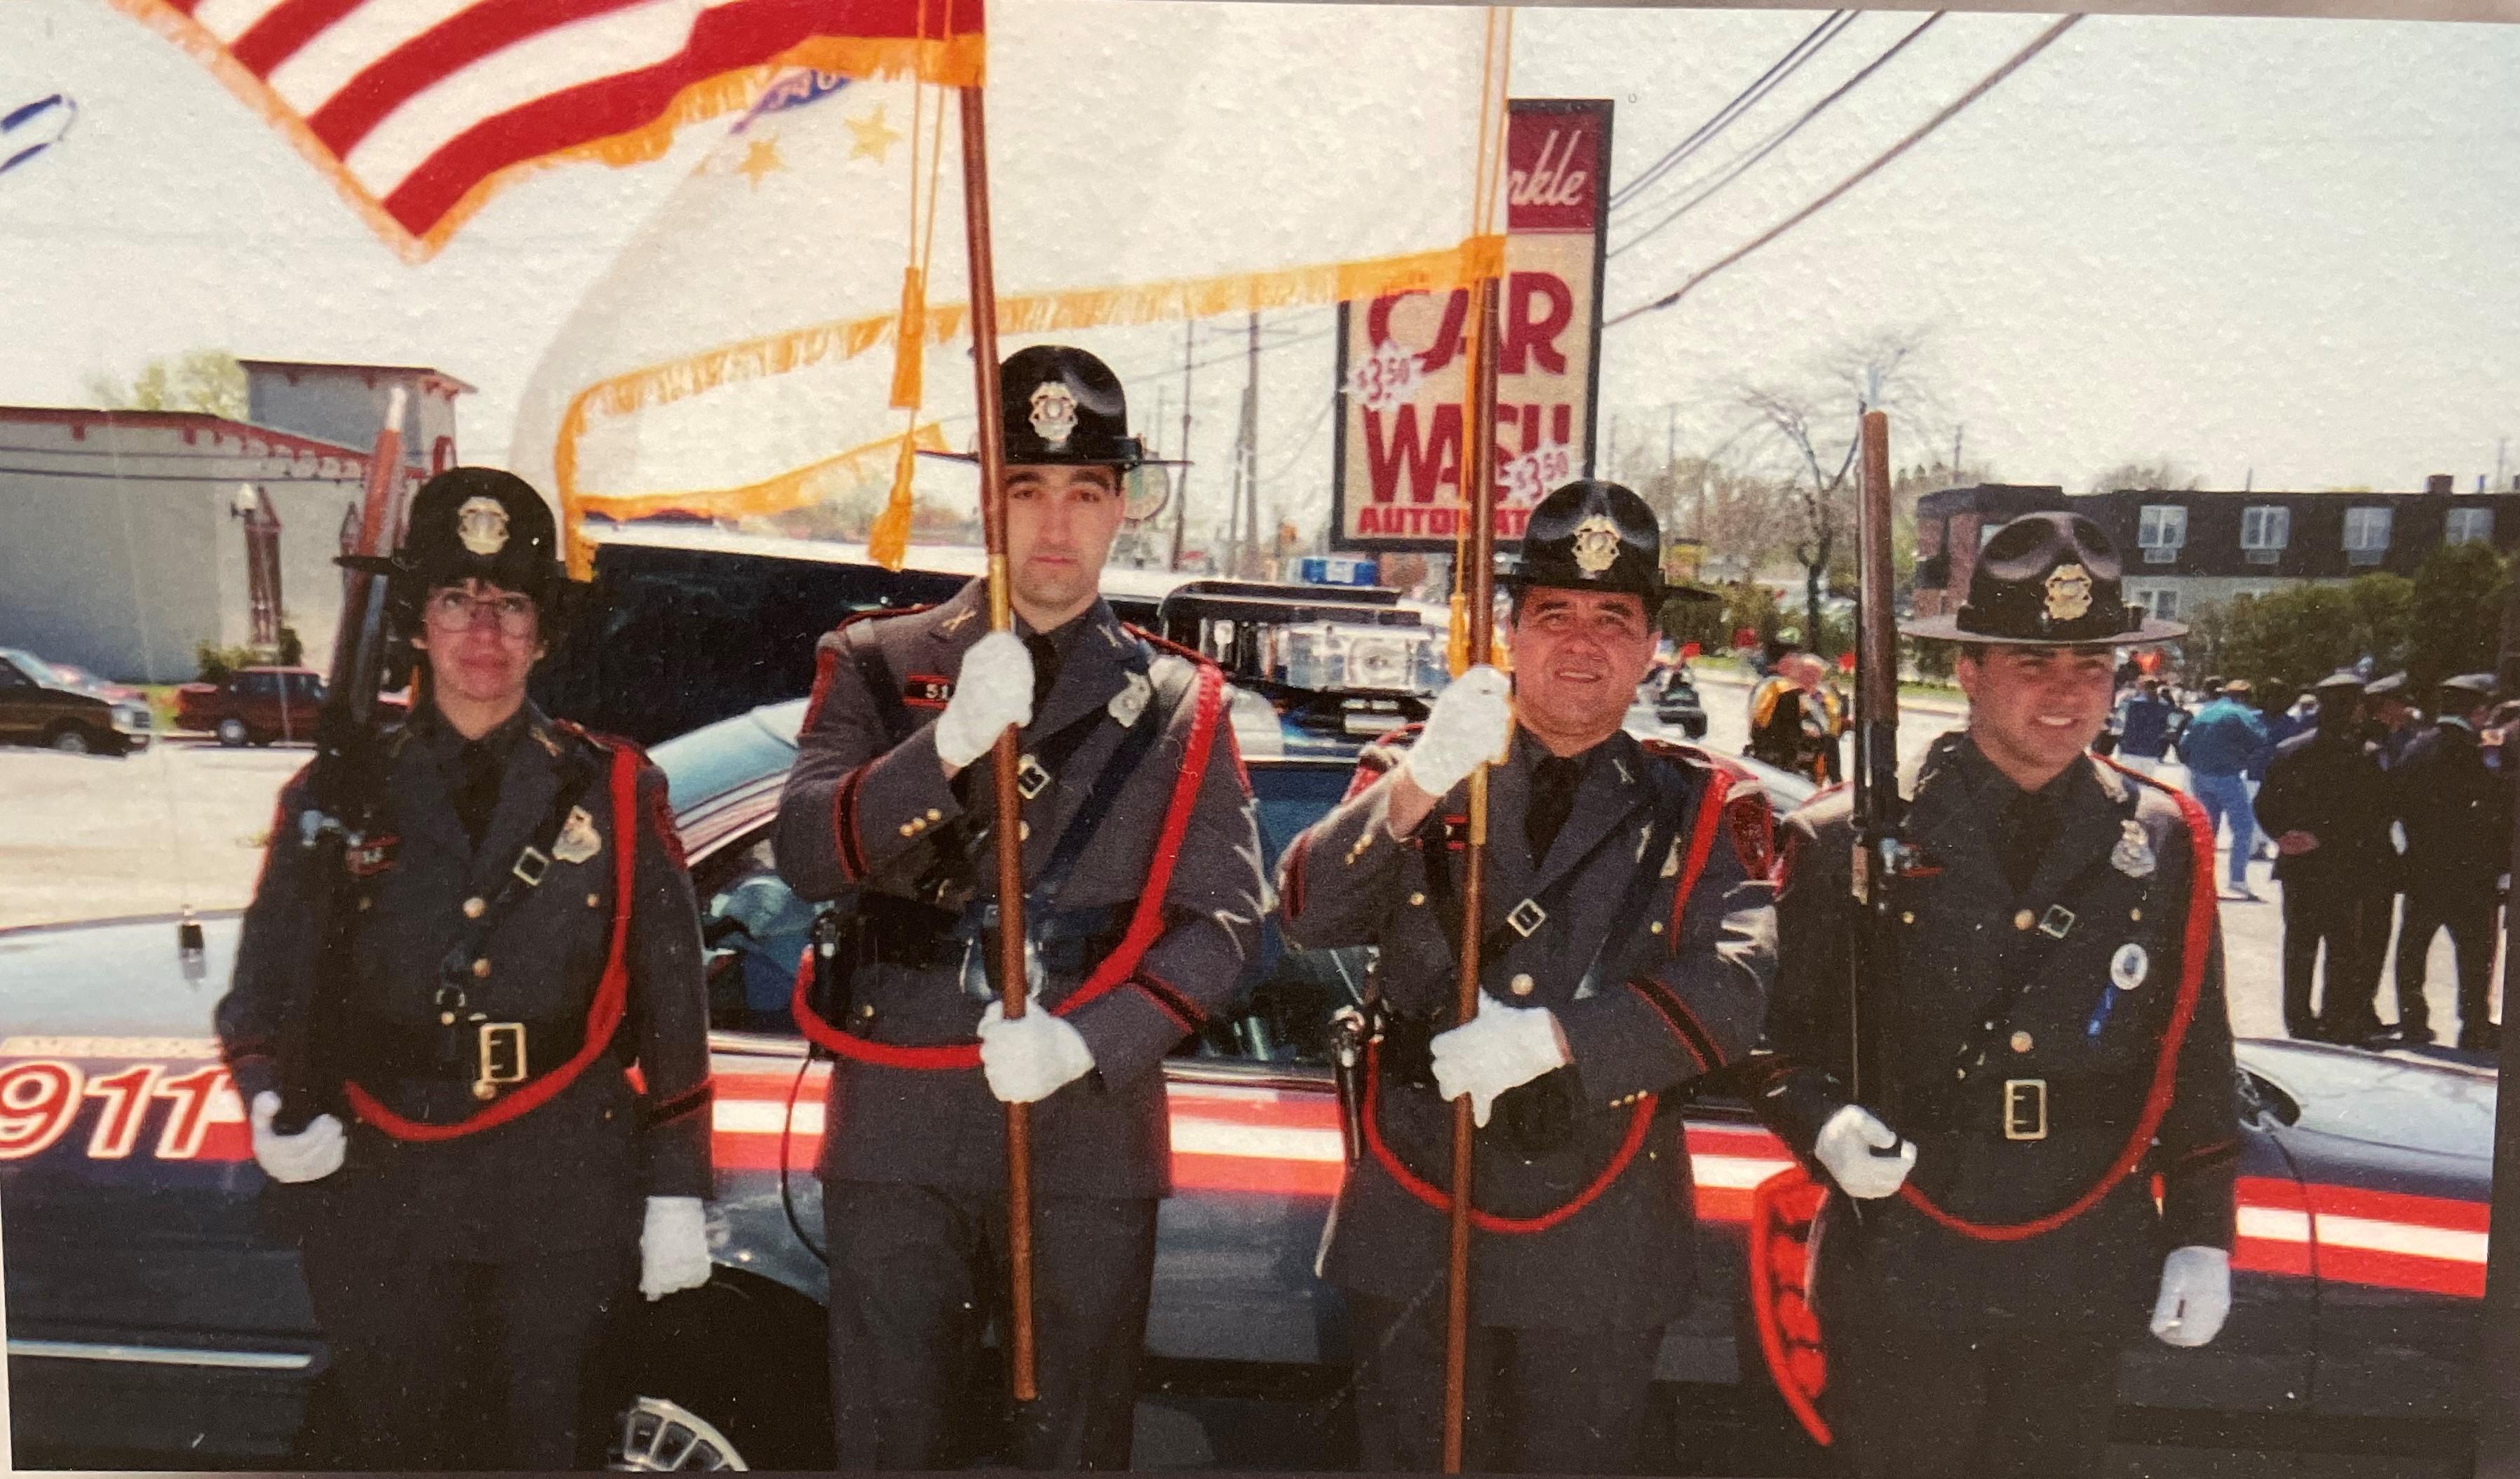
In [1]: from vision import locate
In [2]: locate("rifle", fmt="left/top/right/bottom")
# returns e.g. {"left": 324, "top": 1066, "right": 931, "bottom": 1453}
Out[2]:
{"left": 270, "top": 388, "right": 407, "bottom": 1135}
{"left": 1847, "top": 410, "right": 1906, "bottom": 1118}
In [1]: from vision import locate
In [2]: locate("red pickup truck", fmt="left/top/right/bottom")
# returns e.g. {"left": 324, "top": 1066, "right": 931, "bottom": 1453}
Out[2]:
{"left": 174, "top": 667, "right": 405, "bottom": 746}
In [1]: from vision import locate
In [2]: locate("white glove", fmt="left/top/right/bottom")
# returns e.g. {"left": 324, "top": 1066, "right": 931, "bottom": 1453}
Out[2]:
{"left": 248, "top": 1090, "right": 344, "bottom": 1184}
{"left": 1403, "top": 664, "right": 1514, "bottom": 798}
{"left": 640, "top": 1195, "right": 712, "bottom": 1302}
{"left": 934, "top": 630, "right": 1035, "bottom": 771}
{"left": 1813, "top": 1104, "right": 1915, "bottom": 1199}
{"left": 978, "top": 999, "right": 1096, "bottom": 1103}
{"left": 1429, "top": 992, "right": 1568, "bottom": 1128}
{"left": 2150, "top": 1245, "right": 2232, "bottom": 1347}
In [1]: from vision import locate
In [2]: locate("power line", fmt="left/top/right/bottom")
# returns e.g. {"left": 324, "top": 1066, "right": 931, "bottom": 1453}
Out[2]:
{"left": 1607, "top": 14, "right": 2085, "bottom": 329}
{"left": 1610, "top": 13, "right": 1945, "bottom": 262}
{"left": 1610, "top": 12, "right": 1854, "bottom": 212}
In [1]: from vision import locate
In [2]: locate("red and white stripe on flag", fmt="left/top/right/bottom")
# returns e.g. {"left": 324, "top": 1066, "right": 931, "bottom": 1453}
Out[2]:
{"left": 107, "top": 0, "right": 984, "bottom": 260}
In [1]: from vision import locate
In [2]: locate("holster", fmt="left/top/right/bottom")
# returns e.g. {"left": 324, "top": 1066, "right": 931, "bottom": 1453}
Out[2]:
{"left": 807, "top": 907, "right": 867, "bottom": 1037}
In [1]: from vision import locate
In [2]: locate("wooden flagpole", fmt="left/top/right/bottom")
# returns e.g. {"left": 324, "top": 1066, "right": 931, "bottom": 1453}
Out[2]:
{"left": 956, "top": 81, "right": 1038, "bottom": 1405}
{"left": 1441, "top": 270, "right": 1505, "bottom": 1477}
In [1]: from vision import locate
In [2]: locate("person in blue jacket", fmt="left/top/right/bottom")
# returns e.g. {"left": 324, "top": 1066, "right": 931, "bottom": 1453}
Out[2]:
{"left": 2113, "top": 676, "right": 2175, "bottom": 776}
{"left": 2179, "top": 680, "right": 2270, "bottom": 900}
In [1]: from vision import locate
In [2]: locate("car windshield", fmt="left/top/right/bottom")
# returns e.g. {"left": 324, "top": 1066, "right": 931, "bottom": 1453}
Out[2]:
{"left": 652, "top": 698, "right": 809, "bottom": 814}
{"left": 1, "top": 649, "right": 66, "bottom": 690}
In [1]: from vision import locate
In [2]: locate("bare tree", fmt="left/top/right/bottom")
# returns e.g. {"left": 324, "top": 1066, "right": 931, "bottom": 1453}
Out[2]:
{"left": 1734, "top": 329, "right": 1934, "bottom": 656}
{"left": 2088, "top": 457, "right": 2200, "bottom": 494}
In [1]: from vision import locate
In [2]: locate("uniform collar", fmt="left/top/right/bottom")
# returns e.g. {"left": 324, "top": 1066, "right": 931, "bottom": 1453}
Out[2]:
{"left": 412, "top": 697, "right": 537, "bottom": 768}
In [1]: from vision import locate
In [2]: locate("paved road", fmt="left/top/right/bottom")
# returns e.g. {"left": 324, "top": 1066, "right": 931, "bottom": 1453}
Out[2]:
{"left": 0, "top": 696, "right": 2502, "bottom": 1048}
{"left": 1680, "top": 672, "right": 2500, "bottom": 1047}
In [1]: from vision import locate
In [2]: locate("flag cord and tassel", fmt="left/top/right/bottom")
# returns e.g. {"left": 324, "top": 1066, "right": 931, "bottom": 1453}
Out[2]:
{"left": 870, "top": 0, "right": 956, "bottom": 571}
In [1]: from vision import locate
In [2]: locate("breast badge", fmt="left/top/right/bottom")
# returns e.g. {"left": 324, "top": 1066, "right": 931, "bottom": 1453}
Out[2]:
{"left": 2110, "top": 942, "right": 2149, "bottom": 992}
{"left": 2110, "top": 819, "right": 2156, "bottom": 879}
{"left": 552, "top": 806, "right": 603, "bottom": 865}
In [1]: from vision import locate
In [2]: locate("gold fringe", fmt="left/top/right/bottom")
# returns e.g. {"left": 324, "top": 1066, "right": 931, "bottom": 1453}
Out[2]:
{"left": 566, "top": 423, "right": 944, "bottom": 574}
{"left": 889, "top": 266, "right": 927, "bottom": 410}
{"left": 556, "top": 234, "right": 1507, "bottom": 576}
{"left": 95, "top": 0, "right": 984, "bottom": 264}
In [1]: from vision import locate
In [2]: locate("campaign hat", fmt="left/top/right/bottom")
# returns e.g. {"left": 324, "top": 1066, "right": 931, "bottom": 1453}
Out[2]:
{"left": 1900, "top": 511, "right": 2185, "bottom": 644}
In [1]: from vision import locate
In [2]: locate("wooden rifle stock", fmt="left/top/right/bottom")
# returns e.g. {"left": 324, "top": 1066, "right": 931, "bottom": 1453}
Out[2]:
{"left": 1849, "top": 411, "right": 1904, "bottom": 1110}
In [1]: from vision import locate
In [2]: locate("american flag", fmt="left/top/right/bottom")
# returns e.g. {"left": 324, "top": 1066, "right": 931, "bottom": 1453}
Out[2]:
{"left": 108, "top": 0, "right": 984, "bottom": 259}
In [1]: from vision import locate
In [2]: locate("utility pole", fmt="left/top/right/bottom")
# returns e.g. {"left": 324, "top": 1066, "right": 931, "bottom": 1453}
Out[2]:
{"left": 1950, "top": 425, "right": 1964, "bottom": 477}
{"left": 2495, "top": 435, "right": 2507, "bottom": 494}
{"left": 1241, "top": 311, "right": 1261, "bottom": 577}
{"left": 1171, "top": 321, "right": 1194, "bottom": 569}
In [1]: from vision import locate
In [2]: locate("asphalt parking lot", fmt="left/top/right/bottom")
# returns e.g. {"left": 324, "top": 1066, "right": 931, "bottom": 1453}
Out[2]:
{"left": 0, "top": 699, "right": 2496, "bottom": 1044}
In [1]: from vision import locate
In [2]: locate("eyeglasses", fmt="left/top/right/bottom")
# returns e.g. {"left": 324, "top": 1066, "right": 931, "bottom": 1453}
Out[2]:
{"left": 424, "top": 590, "right": 537, "bottom": 636}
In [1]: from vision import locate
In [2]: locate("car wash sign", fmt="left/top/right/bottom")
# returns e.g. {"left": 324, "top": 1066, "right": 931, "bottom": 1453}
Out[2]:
{"left": 1332, "top": 99, "right": 1609, "bottom": 552}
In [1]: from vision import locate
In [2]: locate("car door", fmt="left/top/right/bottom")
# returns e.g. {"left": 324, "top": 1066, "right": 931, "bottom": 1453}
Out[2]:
{"left": 0, "top": 656, "right": 39, "bottom": 743}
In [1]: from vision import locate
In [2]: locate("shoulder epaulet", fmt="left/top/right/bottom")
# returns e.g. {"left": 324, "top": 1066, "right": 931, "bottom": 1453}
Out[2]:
{"left": 826, "top": 601, "right": 936, "bottom": 644}
{"left": 1123, "top": 623, "right": 1221, "bottom": 673}
{"left": 551, "top": 717, "right": 648, "bottom": 766}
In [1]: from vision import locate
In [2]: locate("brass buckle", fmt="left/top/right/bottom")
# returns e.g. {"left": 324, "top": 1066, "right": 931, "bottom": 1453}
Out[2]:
{"left": 511, "top": 847, "right": 551, "bottom": 888}
{"left": 473, "top": 1022, "right": 527, "bottom": 1101}
{"left": 2002, "top": 1078, "right": 2047, "bottom": 1141}
{"left": 2038, "top": 905, "right": 2076, "bottom": 940}
{"left": 1505, "top": 898, "right": 1548, "bottom": 938}
{"left": 1017, "top": 755, "right": 1053, "bottom": 799}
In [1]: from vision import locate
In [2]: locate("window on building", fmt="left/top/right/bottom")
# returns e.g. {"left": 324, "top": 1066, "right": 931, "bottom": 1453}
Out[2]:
{"left": 2125, "top": 588, "right": 2178, "bottom": 621}
{"left": 2137, "top": 505, "right": 2187, "bottom": 565}
{"left": 2239, "top": 506, "right": 2290, "bottom": 565}
{"left": 2343, "top": 506, "right": 2392, "bottom": 565}
{"left": 2447, "top": 507, "right": 2494, "bottom": 546}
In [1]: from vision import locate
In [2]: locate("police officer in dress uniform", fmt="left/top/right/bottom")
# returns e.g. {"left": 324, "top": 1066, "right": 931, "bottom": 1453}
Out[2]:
{"left": 2254, "top": 671, "right": 2397, "bottom": 1043}
{"left": 2392, "top": 673, "right": 2511, "bottom": 1051}
{"left": 774, "top": 345, "right": 1267, "bottom": 1469}
{"left": 1275, "top": 480, "right": 1777, "bottom": 1473}
{"left": 1748, "top": 512, "right": 2239, "bottom": 1479}
{"left": 218, "top": 468, "right": 715, "bottom": 1469}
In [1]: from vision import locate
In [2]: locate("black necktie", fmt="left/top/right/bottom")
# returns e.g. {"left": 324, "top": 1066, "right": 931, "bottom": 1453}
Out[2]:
{"left": 2002, "top": 788, "right": 2059, "bottom": 896}
{"left": 454, "top": 741, "right": 501, "bottom": 849}
{"left": 1527, "top": 755, "right": 1582, "bottom": 867}
{"left": 1025, "top": 633, "right": 1060, "bottom": 720}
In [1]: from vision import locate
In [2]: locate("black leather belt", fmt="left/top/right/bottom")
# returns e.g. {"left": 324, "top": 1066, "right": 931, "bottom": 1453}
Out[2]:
{"left": 1902, "top": 1069, "right": 2148, "bottom": 1144}
{"left": 351, "top": 1014, "right": 595, "bottom": 1099}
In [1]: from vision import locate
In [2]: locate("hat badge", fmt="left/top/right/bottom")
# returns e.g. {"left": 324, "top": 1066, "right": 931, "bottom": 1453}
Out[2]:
{"left": 456, "top": 497, "right": 510, "bottom": 557}
{"left": 1571, "top": 513, "right": 1623, "bottom": 576}
{"left": 2043, "top": 562, "right": 2093, "bottom": 623}
{"left": 1028, "top": 381, "right": 1079, "bottom": 450}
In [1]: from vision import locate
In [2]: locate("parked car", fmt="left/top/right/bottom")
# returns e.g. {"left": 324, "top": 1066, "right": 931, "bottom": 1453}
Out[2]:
{"left": 0, "top": 698, "right": 2486, "bottom": 1472}
{"left": 1651, "top": 665, "right": 1711, "bottom": 738}
{"left": 0, "top": 647, "right": 152, "bottom": 756}
{"left": 173, "top": 668, "right": 330, "bottom": 747}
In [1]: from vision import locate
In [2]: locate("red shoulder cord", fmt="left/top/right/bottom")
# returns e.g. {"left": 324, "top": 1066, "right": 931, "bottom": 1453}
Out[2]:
{"left": 344, "top": 742, "right": 642, "bottom": 1142}
{"left": 1895, "top": 756, "right": 2218, "bottom": 1241}
{"left": 793, "top": 660, "right": 1227, "bottom": 1069}
{"left": 1362, "top": 769, "right": 1735, "bottom": 1234}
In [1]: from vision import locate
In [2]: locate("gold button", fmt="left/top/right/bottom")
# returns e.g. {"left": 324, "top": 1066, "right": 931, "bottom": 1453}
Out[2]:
{"left": 357, "top": 897, "right": 372, "bottom": 912}
{"left": 2130, "top": 907, "right": 2143, "bottom": 921}
{"left": 2014, "top": 910, "right": 2035, "bottom": 931}
{"left": 1020, "top": 821, "right": 1031, "bottom": 842}
{"left": 1509, "top": 973, "right": 1535, "bottom": 997}
{"left": 472, "top": 957, "right": 492, "bottom": 979}
{"left": 1649, "top": 921, "right": 1664, "bottom": 934}
{"left": 900, "top": 823, "right": 917, "bottom": 837}
{"left": 1901, "top": 911, "right": 1915, "bottom": 924}
{"left": 1409, "top": 892, "right": 1427, "bottom": 906}
{"left": 461, "top": 896, "right": 485, "bottom": 919}
{"left": 927, "top": 809, "right": 943, "bottom": 821}
{"left": 2010, "top": 1030, "right": 2033, "bottom": 1053}
{"left": 587, "top": 893, "right": 602, "bottom": 907}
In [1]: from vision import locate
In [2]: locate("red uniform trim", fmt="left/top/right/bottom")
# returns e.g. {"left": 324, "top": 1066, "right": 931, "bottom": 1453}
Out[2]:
{"left": 801, "top": 644, "right": 841, "bottom": 735}
{"left": 1282, "top": 832, "right": 1310, "bottom": 920}
{"left": 830, "top": 764, "right": 871, "bottom": 883}
{"left": 1361, "top": 1039, "right": 1658, "bottom": 1234}
{"left": 1129, "top": 973, "right": 1206, "bottom": 1030}
{"left": 790, "top": 661, "right": 1228, "bottom": 1070}
{"left": 342, "top": 742, "right": 642, "bottom": 1142}
{"left": 1896, "top": 761, "right": 2218, "bottom": 1241}
{"left": 1631, "top": 976, "right": 1720, "bottom": 1072}
{"left": 1360, "top": 758, "right": 1733, "bottom": 1235}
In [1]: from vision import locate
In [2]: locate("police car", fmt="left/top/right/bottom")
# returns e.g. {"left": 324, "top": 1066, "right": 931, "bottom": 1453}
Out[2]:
{"left": 1, "top": 691, "right": 2490, "bottom": 1471}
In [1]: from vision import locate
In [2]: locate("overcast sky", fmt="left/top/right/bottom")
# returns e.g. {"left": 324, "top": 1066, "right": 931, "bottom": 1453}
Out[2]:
{"left": 4, "top": 0, "right": 2515, "bottom": 551}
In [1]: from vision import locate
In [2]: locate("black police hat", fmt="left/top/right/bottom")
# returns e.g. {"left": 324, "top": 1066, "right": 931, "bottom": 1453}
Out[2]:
{"left": 1901, "top": 511, "right": 2185, "bottom": 645}
{"left": 1507, "top": 480, "right": 1702, "bottom": 606}
{"left": 2441, "top": 672, "right": 2498, "bottom": 706}
{"left": 2312, "top": 670, "right": 2366, "bottom": 696}
{"left": 345, "top": 466, "right": 560, "bottom": 606}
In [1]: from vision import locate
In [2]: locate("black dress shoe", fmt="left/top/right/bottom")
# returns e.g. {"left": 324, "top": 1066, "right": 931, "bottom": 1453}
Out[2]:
{"left": 2458, "top": 1022, "right": 2500, "bottom": 1053}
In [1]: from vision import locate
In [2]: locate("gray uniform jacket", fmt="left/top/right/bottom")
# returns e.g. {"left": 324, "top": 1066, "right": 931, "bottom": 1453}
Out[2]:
{"left": 774, "top": 579, "right": 1267, "bottom": 1200}
{"left": 1277, "top": 727, "right": 1777, "bottom": 1330}
{"left": 1751, "top": 736, "right": 2239, "bottom": 1328}
{"left": 217, "top": 703, "right": 713, "bottom": 1261}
